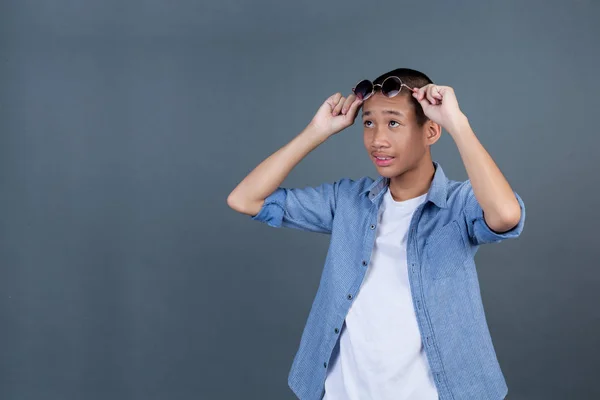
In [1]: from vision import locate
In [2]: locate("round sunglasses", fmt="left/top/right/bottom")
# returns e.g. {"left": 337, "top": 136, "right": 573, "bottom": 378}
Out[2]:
{"left": 352, "top": 76, "right": 415, "bottom": 101}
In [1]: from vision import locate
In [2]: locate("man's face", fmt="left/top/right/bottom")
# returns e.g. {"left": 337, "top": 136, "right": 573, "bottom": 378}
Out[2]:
{"left": 361, "top": 92, "right": 433, "bottom": 178}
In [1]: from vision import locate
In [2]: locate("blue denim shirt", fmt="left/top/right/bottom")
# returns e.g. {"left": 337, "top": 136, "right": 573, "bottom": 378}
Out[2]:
{"left": 250, "top": 161, "right": 526, "bottom": 400}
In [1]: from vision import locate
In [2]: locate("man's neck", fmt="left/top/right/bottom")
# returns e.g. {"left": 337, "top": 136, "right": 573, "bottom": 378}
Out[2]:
{"left": 388, "top": 159, "right": 436, "bottom": 202}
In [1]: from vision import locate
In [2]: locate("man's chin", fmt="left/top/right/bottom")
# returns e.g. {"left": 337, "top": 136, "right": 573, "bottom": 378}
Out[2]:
{"left": 376, "top": 167, "right": 401, "bottom": 178}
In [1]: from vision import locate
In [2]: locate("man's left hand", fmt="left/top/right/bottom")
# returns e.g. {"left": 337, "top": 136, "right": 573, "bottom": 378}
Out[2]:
{"left": 412, "top": 84, "right": 467, "bottom": 134}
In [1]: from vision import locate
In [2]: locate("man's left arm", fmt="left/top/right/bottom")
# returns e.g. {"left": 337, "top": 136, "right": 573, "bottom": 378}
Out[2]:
{"left": 413, "top": 85, "right": 525, "bottom": 243}
{"left": 448, "top": 116, "right": 522, "bottom": 233}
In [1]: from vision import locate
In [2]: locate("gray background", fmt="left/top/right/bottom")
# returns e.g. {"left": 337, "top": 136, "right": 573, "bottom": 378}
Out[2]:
{"left": 0, "top": 0, "right": 598, "bottom": 399}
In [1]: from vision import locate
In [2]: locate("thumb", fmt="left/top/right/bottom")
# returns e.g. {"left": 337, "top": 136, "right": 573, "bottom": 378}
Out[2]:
{"left": 413, "top": 91, "right": 429, "bottom": 109}
{"left": 346, "top": 98, "right": 363, "bottom": 119}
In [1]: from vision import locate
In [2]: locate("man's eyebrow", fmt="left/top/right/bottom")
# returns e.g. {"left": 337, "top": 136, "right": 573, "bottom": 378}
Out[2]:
{"left": 362, "top": 110, "right": 406, "bottom": 117}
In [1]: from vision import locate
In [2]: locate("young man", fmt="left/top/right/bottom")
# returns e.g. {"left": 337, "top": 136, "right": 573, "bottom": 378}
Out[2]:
{"left": 227, "top": 68, "right": 525, "bottom": 400}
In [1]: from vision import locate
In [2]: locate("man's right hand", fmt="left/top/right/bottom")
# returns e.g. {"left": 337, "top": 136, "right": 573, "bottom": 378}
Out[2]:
{"left": 308, "top": 92, "right": 363, "bottom": 138}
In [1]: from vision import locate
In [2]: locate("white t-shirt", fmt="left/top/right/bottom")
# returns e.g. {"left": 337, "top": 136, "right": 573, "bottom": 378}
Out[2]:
{"left": 323, "top": 186, "right": 439, "bottom": 400}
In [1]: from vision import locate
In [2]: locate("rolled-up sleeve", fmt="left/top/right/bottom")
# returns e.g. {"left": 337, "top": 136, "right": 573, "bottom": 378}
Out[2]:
{"left": 462, "top": 181, "right": 526, "bottom": 245}
{"left": 250, "top": 180, "right": 343, "bottom": 234}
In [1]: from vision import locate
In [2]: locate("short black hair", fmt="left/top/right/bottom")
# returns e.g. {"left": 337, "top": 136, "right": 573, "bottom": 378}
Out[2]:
{"left": 373, "top": 68, "right": 433, "bottom": 127}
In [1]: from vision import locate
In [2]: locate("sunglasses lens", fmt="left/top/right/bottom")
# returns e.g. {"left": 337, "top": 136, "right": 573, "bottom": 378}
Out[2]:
{"left": 382, "top": 77, "right": 402, "bottom": 97}
{"left": 353, "top": 80, "right": 373, "bottom": 100}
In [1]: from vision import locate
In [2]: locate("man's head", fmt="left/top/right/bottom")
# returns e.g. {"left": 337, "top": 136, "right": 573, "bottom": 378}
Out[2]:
{"left": 361, "top": 68, "right": 442, "bottom": 178}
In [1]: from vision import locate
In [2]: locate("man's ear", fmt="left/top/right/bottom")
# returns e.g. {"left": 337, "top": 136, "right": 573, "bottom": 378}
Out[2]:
{"left": 426, "top": 121, "right": 442, "bottom": 145}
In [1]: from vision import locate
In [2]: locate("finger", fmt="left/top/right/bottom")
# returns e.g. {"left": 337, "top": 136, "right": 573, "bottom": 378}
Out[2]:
{"left": 332, "top": 96, "right": 346, "bottom": 116}
{"left": 330, "top": 92, "right": 342, "bottom": 102}
{"left": 341, "top": 94, "right": 357, "bottom": 114}
{"left": 426, "top": 86, "right": 437, "bottom": 105}
{"left": 345, "top": 97, "right": 363, "bottom": 119}
{"left": 417, "top": 85, "right": 429, "bottom": 101}
{"left": 413, "top": 91, "right": 429, "bottom": 108}
{"left": 430, "top": 86, "right": 443, "bottom": 104}
{"left": 415, "top": 87, "right": 423, "bottom": 100}
{"left": 433, "top": 86, "right": 443, "bottom": 104}
{"left": 328, "top": 92, "right": 343, "bottom": 109}
{"left": 412, "top": 90, "right": 420, "bottom": 102}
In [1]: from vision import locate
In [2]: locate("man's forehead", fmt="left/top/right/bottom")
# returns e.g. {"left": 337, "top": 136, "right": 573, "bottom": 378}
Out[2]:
{"left": 361, "top": 94, "right": 411, "bottom": 117}
{"left": 362, "top": 109, "right": 407, "bottom": 117}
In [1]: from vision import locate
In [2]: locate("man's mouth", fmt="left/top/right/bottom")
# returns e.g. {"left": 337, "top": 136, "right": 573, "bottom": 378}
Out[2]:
{"left": 373, "top": 155, "right": 395, "bottom": 166}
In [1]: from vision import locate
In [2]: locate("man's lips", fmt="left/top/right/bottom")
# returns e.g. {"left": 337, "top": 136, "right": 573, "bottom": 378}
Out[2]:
{"left": 372, "top": 153, "right": 395, "bottom": 166}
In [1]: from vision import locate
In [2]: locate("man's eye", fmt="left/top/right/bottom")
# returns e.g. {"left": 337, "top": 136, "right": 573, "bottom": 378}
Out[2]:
{"left": 364, "top": 121, "right": 373, "bottom": 127}
{"left": 389, "top": 121, "right": 401, "bottom": 127}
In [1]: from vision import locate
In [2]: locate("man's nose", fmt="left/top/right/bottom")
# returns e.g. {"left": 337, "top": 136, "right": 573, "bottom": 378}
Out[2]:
{"left": 372, "top": 127, "right": 389, "bottom": 146}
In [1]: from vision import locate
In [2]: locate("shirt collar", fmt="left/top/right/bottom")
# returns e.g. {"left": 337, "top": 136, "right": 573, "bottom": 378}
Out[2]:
{"left": 360, "top": 161, "right": 449, "bottom": 208}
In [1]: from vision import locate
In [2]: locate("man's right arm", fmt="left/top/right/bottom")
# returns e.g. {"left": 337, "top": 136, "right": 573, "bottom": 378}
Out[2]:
{"left": 226, "top": 125, "right": 329, "bottom": 217}
{"left": 226, "top": 92, "right": 363, "bottom": 217}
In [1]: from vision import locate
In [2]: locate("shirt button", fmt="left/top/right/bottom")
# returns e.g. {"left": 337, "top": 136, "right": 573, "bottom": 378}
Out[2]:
{"left": 362, "top": 260, "right": 367, "bottom": 266}
{"left": 347, "top": 294, "right": 353, "bottom": 300}
{"left": 334, "top": 328, "right": 339, "bottom": 334}
{"left": 370, "top": 224, "right": 375, "bottom": 230}
{"left": 324, "top": 362, "right": 327, "bottom": 368}
{"left": 417, "top": 300, "right": 421, "bottom": 310}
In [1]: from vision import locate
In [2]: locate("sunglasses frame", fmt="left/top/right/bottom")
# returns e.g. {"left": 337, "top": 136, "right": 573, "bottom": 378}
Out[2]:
{"left": 352, "top": 76, "right": 415, "bottom": 101}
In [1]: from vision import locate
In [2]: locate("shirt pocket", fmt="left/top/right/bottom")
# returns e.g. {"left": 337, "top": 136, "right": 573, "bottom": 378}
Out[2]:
{"left": 423, "top": 220, "right": 469, "bottom": 280}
